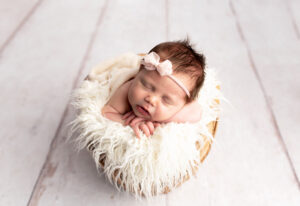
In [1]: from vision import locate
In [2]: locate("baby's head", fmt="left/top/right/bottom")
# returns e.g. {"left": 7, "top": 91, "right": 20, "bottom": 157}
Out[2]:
{"left": 128, "top": 39, "right": 206, "bottom": 122}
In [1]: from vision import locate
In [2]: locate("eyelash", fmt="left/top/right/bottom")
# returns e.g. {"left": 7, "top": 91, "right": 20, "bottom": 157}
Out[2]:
{"left": 163, "top": 96, "right": 172, "bottom": 104}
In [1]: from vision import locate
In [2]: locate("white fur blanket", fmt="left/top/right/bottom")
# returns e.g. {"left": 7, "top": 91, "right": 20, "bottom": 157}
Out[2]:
{"left": 69, "top": 53, "right": 224, "bottom": 198}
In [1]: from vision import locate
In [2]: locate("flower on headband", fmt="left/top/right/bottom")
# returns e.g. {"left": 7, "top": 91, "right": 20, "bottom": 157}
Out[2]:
{"left": 141, "top": 52, "right": 173, "bottom": 76}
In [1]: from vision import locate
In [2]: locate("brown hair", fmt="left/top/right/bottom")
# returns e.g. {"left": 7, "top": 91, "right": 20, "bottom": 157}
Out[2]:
{"left": 148, "top": 39, "right": 206, "bottom": 103}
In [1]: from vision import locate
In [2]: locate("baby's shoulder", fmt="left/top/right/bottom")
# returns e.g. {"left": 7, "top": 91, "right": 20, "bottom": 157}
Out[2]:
{"left": 106, "top": 78, "right": 133, "bottom": 114}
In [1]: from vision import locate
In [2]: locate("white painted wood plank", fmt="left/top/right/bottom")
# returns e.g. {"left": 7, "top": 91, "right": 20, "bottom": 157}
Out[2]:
{"left": 0, "top": 0, "right": 40, "bottom": 50}
{"left": 0, "top": 0, "right": 105, "bottom": 205}
{"left": 232, "top": 0, "right": 300, "bottom": 186}
{"left": 165, "top": 0, "right": 300, "bottom": 205}
{"left": 84, "top": 0, "right": 168, "bottom": 70}
{"left": 29, "top": 0, "right": 168, "bottom": 205}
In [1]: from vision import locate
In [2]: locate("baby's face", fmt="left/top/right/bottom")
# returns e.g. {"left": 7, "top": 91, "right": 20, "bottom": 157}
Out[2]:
{"left": 128, "top": 69, "right": 193, "bottom": 122}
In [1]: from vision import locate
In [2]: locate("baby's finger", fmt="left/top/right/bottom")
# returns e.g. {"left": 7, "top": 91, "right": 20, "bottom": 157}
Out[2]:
{"left": 139, "top": 124, "right": 150, "bottom": 137}
{"left": 133, "top": 125, "right": 141, "bottom": 139}
{"left": 146, "top": 121, "right": 154, "bottom": 135}
{"left": 153, "top": 122, "right": 161, "bottom": 128}
{"left": 125, "top": 114, "right": 135, "bottom": 125}
{"left": 122, "top": 111, "right": 132, "bottom": 120}
{"left": 130, "top": 117, "right": 144, "bottom": 126}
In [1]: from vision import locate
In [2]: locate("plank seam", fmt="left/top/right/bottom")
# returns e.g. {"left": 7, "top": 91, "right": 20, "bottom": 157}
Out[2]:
{"left": 0, "top": 0, "right": 44, "bottom": 56}
{"left": 26, "top": 1, "right": 110, "bottom": 205}
{"left": 285, "top": 0, "right": 300, "bottom": 39}
{"left": 229, "top": 0, "right": 300, "bottom": 191}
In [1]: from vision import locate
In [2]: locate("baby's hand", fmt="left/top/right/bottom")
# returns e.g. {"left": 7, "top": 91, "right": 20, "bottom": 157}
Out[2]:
{"left": 122, "top": 111, "right": 157, "bottom": 138}
{"left": 122, "top": 111, "right": 137, "bottom": 125}
{"left": 132, "top": 120, "right": 162, "bottom": 138}
{"left": 137, "top": 121, "right": 154, "bottom": 138}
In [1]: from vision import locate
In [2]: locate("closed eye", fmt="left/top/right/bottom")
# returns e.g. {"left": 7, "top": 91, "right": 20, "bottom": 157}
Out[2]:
{"left": 162, "top": 96, "right": 173, "bottom": 105}
{"left": 141, "top": 79, "right": 154, "bottom": 91}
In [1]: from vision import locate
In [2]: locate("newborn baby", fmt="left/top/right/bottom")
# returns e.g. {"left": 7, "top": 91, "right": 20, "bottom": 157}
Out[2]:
{"left": 102, "top": 40, "right": 206, "bottom": 138}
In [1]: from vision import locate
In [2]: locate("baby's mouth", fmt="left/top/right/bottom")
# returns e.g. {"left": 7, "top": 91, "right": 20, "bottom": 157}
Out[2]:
{"left": 136, "top": 105, "right": 150, "bottom": 117}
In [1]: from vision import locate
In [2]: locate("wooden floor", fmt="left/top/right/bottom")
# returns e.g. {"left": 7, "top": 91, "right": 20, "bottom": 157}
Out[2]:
{"left": 1, "top": 0, "right": 300, "bottom": 205}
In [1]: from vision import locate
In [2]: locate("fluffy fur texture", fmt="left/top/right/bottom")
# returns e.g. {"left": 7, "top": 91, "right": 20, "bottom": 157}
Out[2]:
{"left": 69, "top": 53, "right": 225, "bottom": 199}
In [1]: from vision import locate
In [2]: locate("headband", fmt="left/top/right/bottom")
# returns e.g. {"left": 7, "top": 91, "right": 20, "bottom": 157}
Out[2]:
{"left": 140, "top": 52, "right": 190, "bottom": 98}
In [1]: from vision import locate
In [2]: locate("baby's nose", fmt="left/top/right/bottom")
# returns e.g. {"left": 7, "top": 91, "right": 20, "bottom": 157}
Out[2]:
{"left": 145, "top": 95, "right": 158, "bottom": 106}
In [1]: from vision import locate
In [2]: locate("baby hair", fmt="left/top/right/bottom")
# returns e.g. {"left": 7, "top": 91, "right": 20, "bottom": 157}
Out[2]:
{"left": 146, "top": 38, "right": 206, "bottom": 103}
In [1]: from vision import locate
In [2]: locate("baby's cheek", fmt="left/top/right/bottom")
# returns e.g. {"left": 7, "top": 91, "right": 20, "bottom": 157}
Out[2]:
{"left": 132, "top": 88, "right": 141, "bottom": 100}
{"left": 129, "top": 86, "right": 144, "bottom": 105}
{"left": 127, "top": 87, "right": 136, "bottom": 105}
{"left": 168, "top": 107, "right": 182, "bottom": 118}
{"left": 155, "top": 107, "right": 172, "bottom": 121}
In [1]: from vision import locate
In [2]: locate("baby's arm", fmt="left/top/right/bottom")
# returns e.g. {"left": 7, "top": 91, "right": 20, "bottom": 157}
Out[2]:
{"left": 101, "top": 105, "right": 125, "bottom": 124}
{"left": 165, "top": 100, "right": 202, "bottom": 123}
{"left": 101, "top": 80, "right": 132, "bottom": 124}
